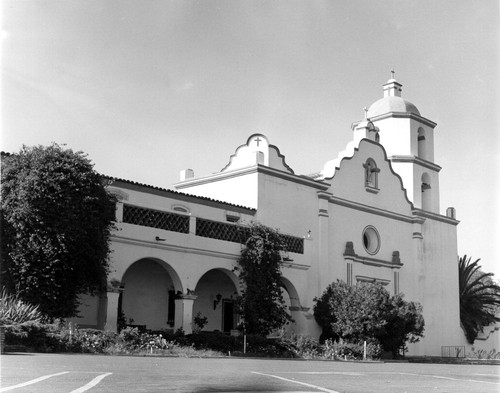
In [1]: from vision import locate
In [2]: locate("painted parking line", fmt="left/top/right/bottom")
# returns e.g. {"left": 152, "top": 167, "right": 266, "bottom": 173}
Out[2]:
{"left": 252, "top": 371, "right": 341, "bottom": 393}
{"left": 280, "top": 371, "right": 365, "bottom": 376}
{"left": 364, "top": 371, "right": 500, "bottom": 385}
{"left": 70, "top": 372, "right": 113, "bottom": 393}
{"left": 0, "top": 371, "right": 69, "bottom": 392}
{"left": 0, "top": 371, "right": 112, "bottom": 393}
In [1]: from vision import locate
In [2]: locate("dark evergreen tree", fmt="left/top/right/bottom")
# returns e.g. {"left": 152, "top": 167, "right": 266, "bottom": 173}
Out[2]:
{"left": 1, "top": 144, "right": 116, "bottom": 320}
{"left": 236, "top": 223, "right": 292, "bottom": 336}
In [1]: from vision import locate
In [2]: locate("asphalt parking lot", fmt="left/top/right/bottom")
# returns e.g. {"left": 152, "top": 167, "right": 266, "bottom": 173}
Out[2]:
{"left": 1, "top": 353, "right": 499, "bottom": 393}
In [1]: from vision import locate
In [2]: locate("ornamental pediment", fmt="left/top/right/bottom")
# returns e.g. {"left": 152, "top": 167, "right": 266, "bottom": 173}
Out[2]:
{"left": 220, "top": 134, "right": 294, "bottom": 174}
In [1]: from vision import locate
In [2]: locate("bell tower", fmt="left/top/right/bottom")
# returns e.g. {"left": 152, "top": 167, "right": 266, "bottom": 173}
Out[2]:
{"left": 365, "top": 75, "right": 441, "bottom": 213}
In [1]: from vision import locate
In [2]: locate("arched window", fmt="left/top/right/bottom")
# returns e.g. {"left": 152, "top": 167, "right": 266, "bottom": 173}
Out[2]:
{"left": 363, "top": 158, "right": 380, "bottom": 189}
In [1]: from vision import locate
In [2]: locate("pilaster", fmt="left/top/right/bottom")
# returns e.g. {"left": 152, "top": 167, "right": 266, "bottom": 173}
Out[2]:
{"left": 104, "top": 280, "right": 123, "bottom": 332}
{"left": 174, "top": 294, "right": 198, "bottom": 334}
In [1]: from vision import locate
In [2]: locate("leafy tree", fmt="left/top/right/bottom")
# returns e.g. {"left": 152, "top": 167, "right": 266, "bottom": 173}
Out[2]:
{"left": 236, "top": 223, "right": 292, "bottom": 336}
{"left": 459, "top": 255, "right": 500, "bottom": 344}
{"left": 1, "top": 144, "right": 116, "bottom": 320}
{"left": 314, "top": 280, "right": 424, "bottom": 357}
{"left": 378, "top": 293, "right": 425, "bottom": 357}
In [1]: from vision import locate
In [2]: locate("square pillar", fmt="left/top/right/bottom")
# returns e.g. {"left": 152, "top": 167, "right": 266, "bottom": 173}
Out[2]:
{"left": 104, "top": 280, "right": 123, "bottom": 332}
{"left": 174, "top": 294, "right": 197, "bottom": 335}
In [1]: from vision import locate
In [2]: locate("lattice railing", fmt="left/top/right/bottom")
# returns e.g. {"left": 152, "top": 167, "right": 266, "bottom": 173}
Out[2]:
{"left": 281, "top": 234, "right": 304, "bottom": 254}
{"left": 196, "top": 218, "right": 250, "bottom": 243}
{"left": 195, "top": 218, "right": 304, "bottom": 254}
{"left": 122, "top": 205, "right": 189, "bottom": 234}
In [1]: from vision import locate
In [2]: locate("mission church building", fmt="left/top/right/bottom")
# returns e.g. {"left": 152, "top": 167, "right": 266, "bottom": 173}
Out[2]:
{"left": 73, "top": 77, "right": 466, "bottom": 356}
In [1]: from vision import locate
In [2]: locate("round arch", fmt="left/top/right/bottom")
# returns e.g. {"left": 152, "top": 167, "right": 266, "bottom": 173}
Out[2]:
{"left": 193, "top": 268, "right": 240, "bottom": 332}
{"left": 120, "top": 258, "right": 183, "bottom": 331}
{"left": 280, "top": 276, "right": 301, "bottom": 309}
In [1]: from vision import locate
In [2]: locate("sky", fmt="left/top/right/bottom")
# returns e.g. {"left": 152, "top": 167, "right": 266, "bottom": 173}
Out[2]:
{"left": 2, "top": 0, "right": 499, "bottom": 278}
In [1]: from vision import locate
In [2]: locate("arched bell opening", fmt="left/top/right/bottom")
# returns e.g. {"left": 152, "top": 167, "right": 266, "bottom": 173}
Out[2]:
{"left": 421, "top": 172, "right": 432, "bottom": 211}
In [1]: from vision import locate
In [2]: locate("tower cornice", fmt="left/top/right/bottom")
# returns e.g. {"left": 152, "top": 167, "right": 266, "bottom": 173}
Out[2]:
{"left": 389, "top": 156, "right": 442, "bottom": 172}
{"left": 366, "top": 112, "right": 437, "bottom": 128}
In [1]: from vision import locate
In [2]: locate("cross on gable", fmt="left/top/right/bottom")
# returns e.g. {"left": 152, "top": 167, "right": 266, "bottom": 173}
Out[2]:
{"left": 254, "top": 136, "right": 262, "bottom": 146}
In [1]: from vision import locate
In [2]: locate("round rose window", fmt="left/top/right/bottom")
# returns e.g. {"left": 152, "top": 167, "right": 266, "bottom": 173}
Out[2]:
{"left": 362, "top": 226, "right": 380, "bottom": 255}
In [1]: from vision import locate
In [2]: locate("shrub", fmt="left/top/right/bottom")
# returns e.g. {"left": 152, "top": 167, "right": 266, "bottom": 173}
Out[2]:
{"left": 469, "top": 348, "right": 500, "bottom": 360}
{"left": 322, "top": 338, "right": 382, "bottom": 360}
{"left": 0, "top": 289, "right": 43, "bottom": 326}
{"left": 67, "top": 329, "right": 117, "bottom": 353}
{"left": 192, "top": 312, "right": 208, "bottom": 333}
{"left": 5, "top": 321, "right": 63, "bottom": 352}
{"left": 314, "top": 280, "right": 424, "bottom": 357}
{"left": 280, "top": 334, "right": 320, "bottom": 359}
{"left": 187, "top": 331, "right": 237, "bottom": 352}
{"left": 5, "top": 320, "right": 380, "bottom": 360}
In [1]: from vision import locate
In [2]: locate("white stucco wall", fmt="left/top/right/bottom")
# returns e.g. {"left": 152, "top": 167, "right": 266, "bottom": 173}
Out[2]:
{"left": 174, "top": 169, "right": 259, "bottom": 209}
{"left": 408, "top": 214, "right": 462, "bottom": 355}
{"left": 75, "top": 115, "right": 463, "bottom": 356}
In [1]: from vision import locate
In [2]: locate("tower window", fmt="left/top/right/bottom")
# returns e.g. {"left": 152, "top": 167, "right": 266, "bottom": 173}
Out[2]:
{"left": 421, "top": 173, "right": 432, "bottom": 210}
{"left": 417, "top": 127, "right": 428, "bottom": 160}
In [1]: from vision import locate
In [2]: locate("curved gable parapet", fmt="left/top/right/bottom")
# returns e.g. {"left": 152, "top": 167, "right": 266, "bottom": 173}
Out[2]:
{"left": 220, "top": 133, "right": 294, "bottom": 174}
{"left": 320, "top": 139, "right": 361, "bottom": 181}
{"left": 322, "top": 139, "right": 414, "bottom": 209}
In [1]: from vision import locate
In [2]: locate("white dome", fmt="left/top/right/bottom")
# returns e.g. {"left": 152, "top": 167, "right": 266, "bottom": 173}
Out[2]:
{"left": 367, "top": 95, "right": 420, "bottom": 118}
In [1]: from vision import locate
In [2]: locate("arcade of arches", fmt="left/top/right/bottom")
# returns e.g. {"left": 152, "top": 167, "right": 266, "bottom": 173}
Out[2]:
{"left": 117, "top": 259, "right": 297, "bottom": 334}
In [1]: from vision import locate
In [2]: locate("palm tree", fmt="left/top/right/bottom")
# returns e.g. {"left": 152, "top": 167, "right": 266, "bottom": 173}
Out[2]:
{"left": 458, "top": 255, "right": 500, "bottom": 343}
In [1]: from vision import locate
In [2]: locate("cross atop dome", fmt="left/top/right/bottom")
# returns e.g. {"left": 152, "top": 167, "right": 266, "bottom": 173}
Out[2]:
{"left": 383, "top": 69, "right": 402, "bottom": 98}
{"left": 366, "top": 74, "right": 421, "bottom": 118}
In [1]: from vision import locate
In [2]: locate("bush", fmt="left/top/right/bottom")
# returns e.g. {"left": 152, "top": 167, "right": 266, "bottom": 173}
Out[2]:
{"left": 314, "top": 280, "right": 424, "bottom": 357}
{"left": 280, "top": 334, "right": 320, "bottom": 359}
{"left": 469, "top": 348, "right": 500, "bottom": 360}
{"left": 5, "top": 321, "right": 64, "bottom": 352}
{"left": 322, "top": 338, "right": 382, "bottom": 360}
{"left": 69, "top": 329, "right": 118, "bottom": 353}
{"left": 245, "top": 335, "right": 293, "bottom": 357}
{"left": 5, "top": 321, "right": 379, "bottom": 360}
{"left": 187, "top": 331, "right": 238, "bottom": 352}
{"left": 0, "top": 289, "right": 43, "bottom": 326}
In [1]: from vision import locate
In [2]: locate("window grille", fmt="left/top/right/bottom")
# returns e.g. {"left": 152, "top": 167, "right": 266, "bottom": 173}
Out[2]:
{"left": 281, "top": 234, "right": 304, "bottom": 254}
{"left": 196, "top": 218, "right": 250, "bottom": 243}
{"left": 123, "top": 205, "right": 189, "bottom": 234}
{"left": 195, "top": 218, "right": 304, "bottom": 254}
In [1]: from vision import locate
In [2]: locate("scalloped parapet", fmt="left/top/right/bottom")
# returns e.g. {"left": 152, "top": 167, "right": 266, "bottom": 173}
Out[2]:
{"left": 318, "top": 139, "right": 361, "bottom": 180}
{"left": 318, "top": 120, "right": 380, "bottom": 181}
{"left": 220, "top": 133, "right": 294, "bottom": 174}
